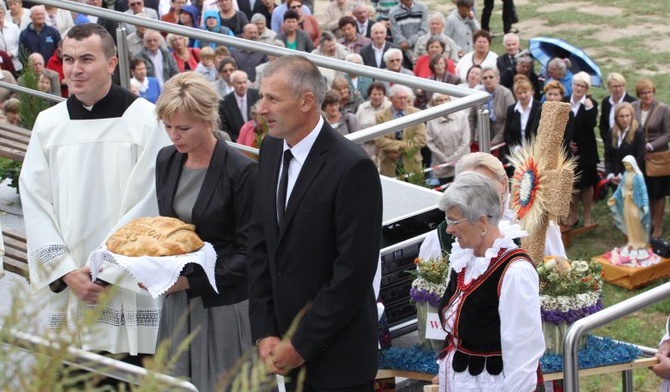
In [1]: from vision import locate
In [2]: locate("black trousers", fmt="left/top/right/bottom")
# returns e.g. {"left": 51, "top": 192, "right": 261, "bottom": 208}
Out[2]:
{"left": 481, "top": 0, "right": 517, "bottom": 33}
{"left": 285, "top": 375, "right": 375, "bottom": 392}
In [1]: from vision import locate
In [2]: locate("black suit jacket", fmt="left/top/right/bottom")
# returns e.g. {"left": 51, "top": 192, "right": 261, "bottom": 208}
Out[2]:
{"left": 237, "top": 0, "right": 267, "bottom": 21}
{"left": 357, "top": 20, "right": 373, "bottom": 39}
{"left": 247, "top": 124, "right": 383, "bottom": 388}
{"left": 496, "top": 53, "right": 516, "bottom": 74}
{"left": 219, "top": 89, "right": 260, "bottom": 142}
{"left": 566, "top": 96, "right": 600, "bottom": 167}
{"left": 603, "top": 127, "right": 646, "bottom": 177}
{"left": 156, "top": 140, "right": 257, "bottom": 308}
{"left": 503, "top": 99, "right": 542, "bottom": 149}
{"left": 599, "top": 92, "right": 637, "bottom": 142}
{"left": 360, "top": 41, "right": 411, "bottom": 70}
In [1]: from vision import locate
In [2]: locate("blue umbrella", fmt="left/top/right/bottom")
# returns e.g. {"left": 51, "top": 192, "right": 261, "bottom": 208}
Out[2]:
{"left": 529, "top": 37, "right": 603, "bottom": 87}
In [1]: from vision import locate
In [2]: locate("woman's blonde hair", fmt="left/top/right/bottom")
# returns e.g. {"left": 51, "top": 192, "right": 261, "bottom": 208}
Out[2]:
{"left": 611, "top": 102, "right": 639, "bottom": 147}
{"left": 457, "top": 152, "right": 505, "bottom": 178}
{"left": 3, "top": 98, "right": 20, "bottom": 114}
{"left": 155, "top": 72, "right": 220, "bottom": 132}
{"left": 456, "top": 152, "right": 508, "bottom": 194}
{"left": 166, "top": 33, "right": 186, "bottom": 48}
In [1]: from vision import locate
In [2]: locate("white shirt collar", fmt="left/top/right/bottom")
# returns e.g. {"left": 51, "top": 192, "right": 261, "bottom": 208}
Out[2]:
{"left": 282, "top": 116, "right": 324, "bottom": 166}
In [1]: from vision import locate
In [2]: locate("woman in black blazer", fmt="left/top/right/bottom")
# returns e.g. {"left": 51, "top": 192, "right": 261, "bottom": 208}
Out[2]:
{"left": 154, "top": 72, "right": 257, "bottom": 392}
{"left": 503, "top": 74, "right": 541, "bottom": 176}
{"left": 604, "top": 102, "right": 646, "bottom": 186}
{"left": 565, "top": 71, "right": 599, "bottom": 227}
{"left": 599, "top": 73, "right": 637, "bottom": 142}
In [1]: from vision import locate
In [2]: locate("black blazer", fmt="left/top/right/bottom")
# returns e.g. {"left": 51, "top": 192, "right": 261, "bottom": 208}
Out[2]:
{"left": 237, "top": 0, "right": 266, "bottom": 21}
{"left": 604, "top": 127, "right": 646, "bottom": 177}
{"left": 565, "top": 96, "right": 600, "bottom": 167}
{"left": 357, "top": 20, "right": 373, "bottom": 39}
{"left": 156, "top": 140, "right": 257, "bottom": 308}
{"left": 359, "top": 41, "right": 411, "bottom": 70}
{"left": 247, "top": 124, "right": 382, "bottom": 388}
{"left": 599, "top": 92, "right": 637, "bottom": 142}
{"left": 219, "top": 89, "right": 260, "bottom": 142}
{"left": 496, "top": 53, "right": 516, "bottom": 74}
{"left": 503, "top": 99, "right": 542, "bottom": 149}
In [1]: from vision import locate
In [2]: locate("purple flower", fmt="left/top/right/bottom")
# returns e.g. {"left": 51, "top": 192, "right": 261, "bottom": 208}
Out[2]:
{"left": 541, "top": 300, "right": 603, "bottom": 325}
{"left": 409, "top": 287, "right": 442, "bottom": 308}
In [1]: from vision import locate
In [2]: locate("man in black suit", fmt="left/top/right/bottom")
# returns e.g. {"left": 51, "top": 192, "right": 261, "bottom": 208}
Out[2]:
{"left": 219, "top": 70, "right": 259, "bottom": 141}
{"left": 496, "top": 32, "right": 520, "bottom": 73}
{"left": 237, "top": 0, "right": 266, "bottom": 21}
{"left": 360, "top": 22, "right": 410, "bottom": 70}
{"left": 247, "top": 55, "right": 382, "bottom": 391}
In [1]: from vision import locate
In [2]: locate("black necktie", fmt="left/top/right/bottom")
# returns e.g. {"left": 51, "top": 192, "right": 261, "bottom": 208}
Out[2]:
{"left": 395, "top": 111, "right": 405, "bottom": 140}
{"left": 277, "top": 149, "right": 293, "bottom": 223}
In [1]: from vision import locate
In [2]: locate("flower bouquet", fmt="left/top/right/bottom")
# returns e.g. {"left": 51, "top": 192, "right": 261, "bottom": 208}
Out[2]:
{"left": 537, "top": 257, "right": 603, "bottom": 354}
{"left": 407, "top": 255, "right": 449, "bottom": 350}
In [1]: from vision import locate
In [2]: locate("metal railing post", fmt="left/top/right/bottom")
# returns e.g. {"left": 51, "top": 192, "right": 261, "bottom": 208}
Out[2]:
{"left": 477, "top": 109, "right": 491, "bottom": 153}
{"left": 563, "top": 281, "right": 670, "bottom": 392}
{"left": 621, "top": 369, "right": 633, "bottom": 392}
{"left": 116, "top": 26, "right": 130, "bottom": 90}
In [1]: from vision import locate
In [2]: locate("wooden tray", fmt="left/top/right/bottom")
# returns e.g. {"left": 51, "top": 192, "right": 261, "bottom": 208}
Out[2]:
{"left": 593, "top": 254, "right": 670, "bottom": 290}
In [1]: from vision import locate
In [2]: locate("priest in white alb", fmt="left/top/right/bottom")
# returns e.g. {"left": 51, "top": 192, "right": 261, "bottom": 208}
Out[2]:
{"left": 19, "top": 23, "right": 170, "bottom": 359}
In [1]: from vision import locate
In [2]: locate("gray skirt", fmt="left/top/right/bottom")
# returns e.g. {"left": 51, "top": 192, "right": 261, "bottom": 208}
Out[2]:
{"left": 157, "top": 292, "right": 252, "bottom": 392}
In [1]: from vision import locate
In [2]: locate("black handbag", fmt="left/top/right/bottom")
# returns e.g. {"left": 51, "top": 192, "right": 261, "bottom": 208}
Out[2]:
{"left": 651, "top": 237, "right": 670, "bottom": 258}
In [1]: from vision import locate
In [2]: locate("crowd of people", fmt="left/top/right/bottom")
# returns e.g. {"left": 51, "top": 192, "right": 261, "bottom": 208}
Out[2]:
{"left": 10, "top": 0, "right": 670, "bottom": 390}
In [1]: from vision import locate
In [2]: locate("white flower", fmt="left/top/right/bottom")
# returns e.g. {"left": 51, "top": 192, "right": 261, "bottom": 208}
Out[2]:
{"left": 412, "top": 278, "right": 446, "bottom": 296}
{"left": 540, "top": 291, "right": 601, "bottom": 312}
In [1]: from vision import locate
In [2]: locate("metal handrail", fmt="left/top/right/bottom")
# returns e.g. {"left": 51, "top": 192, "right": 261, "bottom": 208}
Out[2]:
{"left": 30, "top": 0, "right": 492, "bottom": 149}
{"left": 0, "top": 80, "right": 65, "bottom": 103}
{"left": 563, "top": 281, "right": 670, "bottom": 391}
{"left": 3, "top": 328, "right": 198, "bottom": 391}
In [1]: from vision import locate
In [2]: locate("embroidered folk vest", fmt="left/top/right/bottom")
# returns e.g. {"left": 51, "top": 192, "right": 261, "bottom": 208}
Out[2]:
{"left": 438, "top": 248, "right": 532, "bottom": 376}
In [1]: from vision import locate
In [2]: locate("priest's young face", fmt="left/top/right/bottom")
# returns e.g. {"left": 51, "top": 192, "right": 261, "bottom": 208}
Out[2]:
{"left": 63, "top": 34, "right": 118, "bottom": 107}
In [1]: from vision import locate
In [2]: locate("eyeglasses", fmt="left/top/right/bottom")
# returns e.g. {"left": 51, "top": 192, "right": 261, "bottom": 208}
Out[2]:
{"left": 639, "top": 90, "right": 654, "bottom": 96}
{"left": 445, "top": 217, "right": 467, "bottom": 226}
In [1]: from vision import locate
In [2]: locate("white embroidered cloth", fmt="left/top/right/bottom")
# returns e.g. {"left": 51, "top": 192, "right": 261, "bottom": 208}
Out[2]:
{"left": 88, "top": 242, "right": 218, "bottom": 299}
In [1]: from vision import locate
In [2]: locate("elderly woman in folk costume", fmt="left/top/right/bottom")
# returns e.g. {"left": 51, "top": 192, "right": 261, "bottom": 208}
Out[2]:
{"left": 435, "top": 172, "right": 544, "bottom": 391}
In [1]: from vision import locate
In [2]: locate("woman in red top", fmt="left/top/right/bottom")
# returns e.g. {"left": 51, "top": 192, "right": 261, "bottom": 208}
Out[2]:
{"left": 414, "top": 37, "right": 456, "bottom": 79}
{"left": 168, "top": 34, "right": 200, "bottom": 72}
